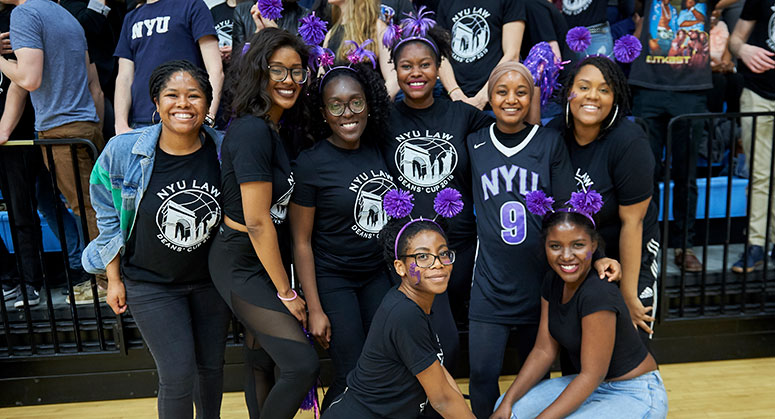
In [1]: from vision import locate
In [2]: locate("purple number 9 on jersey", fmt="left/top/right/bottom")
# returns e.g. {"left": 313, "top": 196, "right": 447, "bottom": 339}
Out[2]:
{"left": 500, "top": 201, "right": 527, "bottom": 245}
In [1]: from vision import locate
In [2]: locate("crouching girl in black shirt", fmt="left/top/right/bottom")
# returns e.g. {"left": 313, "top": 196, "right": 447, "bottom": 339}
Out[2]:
{"left": 491, "top": 197, "right": 668, "bottom": 418}
{"left": 290, "top": 62, "right": 395, "bottom": 410}
{"left": 322, "top": 198, "right": 474, "bottom": 418}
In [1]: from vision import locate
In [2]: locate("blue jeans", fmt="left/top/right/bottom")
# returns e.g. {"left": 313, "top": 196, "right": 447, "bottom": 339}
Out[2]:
{"left": 575, "top": 22, "right": 614, "bottom": 59}
{"left": 496, "top": 370, "right": 668, "bottom": 418}
{"left": 125, "top": 278, "right": 232, "bottom": 419}
{"left": 36, "top": 166, "right": 83, "bottom": 270}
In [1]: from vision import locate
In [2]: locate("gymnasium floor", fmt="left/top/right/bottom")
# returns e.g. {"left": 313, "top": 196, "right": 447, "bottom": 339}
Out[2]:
{"left": 0, "top": 357, "right": 772, "bottom": 418}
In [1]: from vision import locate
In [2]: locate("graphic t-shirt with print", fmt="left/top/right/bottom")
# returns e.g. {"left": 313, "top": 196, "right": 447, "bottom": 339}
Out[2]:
{"left": 209, "top": 0, "right": 234, "bottom": 49}
{"left": 383, "top": 99, "right": 493, "bottom": 249}
{"left": 436, "top": 0, "right": 526, "bottom": 97}
{"left": 738, "top": 0, "right": 775, "bottom": 99}
{"left": 562, "top": 0, "right": 609, "bottom": 28}
{"left": 114, "top": 0, "right": 216, "bottom": 124}
{"left": 122, "top": 136, "right": 221, "bottom": 284}
{"left": 629, "top": 0, "right": 713, "bottom": 91}
{"left": 292, "top": 140, "right": 395, "bottom": 273}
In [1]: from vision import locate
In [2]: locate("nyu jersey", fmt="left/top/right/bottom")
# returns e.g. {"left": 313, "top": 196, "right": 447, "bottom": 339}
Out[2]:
{"left": 468, "top": 124, "right": 574, "bottom": 323}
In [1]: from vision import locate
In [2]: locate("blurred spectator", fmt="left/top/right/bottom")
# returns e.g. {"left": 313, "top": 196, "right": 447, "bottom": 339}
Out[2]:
{"left": 379, "top": 0, "right": 412, "bottom": 22}
{"left": 707, "top": 17, "right": 743, "bottom": 113}
{"left": 436, "top": 0, "right": 526, "bottom": 110}
{"left": 728, "top": 0, "right": 775, "bottom": 272}
{"left": 113, "top": 0, "right": 223, "bottom": 133}
{"left": 629, "top": 0, "right": 713, "bottom": 272}
{"left": 232, "top": 0, "right": 309, "bottom": 54}
{"left": 562, "top": 0, "right": 616, "bottom": 57}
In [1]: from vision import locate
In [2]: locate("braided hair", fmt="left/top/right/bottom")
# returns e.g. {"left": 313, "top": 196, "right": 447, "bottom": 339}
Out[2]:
{"left": 306, "top": 62, "right": 391, "bottom": 145}
{"left": 149, "top": 60, "right": 212, "bottom": 108}
{"left": 559, "top": 56, "right": 631, "bottom": 137}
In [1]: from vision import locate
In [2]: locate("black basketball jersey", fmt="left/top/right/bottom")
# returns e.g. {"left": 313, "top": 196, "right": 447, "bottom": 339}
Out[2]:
{"left": 468, "top": 124, "right": 575, "bottom": 324}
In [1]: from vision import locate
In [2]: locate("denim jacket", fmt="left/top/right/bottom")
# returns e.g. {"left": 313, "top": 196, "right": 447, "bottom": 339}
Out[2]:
{"left": 82, "top": 123, "right": 222, "bottom": 274}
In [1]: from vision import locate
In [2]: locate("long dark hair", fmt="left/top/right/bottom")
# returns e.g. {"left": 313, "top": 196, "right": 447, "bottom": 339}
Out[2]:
{"left": 559, "top": 56, "right": 631, "bottom": 138}
{"left": 306, "top": 62, "right": 391, "bottom": 145}
{"left": 225, "top": 27, "right": 312, "bottom": 153}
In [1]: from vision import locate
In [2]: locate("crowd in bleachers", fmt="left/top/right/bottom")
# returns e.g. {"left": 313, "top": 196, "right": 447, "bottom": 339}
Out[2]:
{"left": 0, "top": 0, "right": 773, "bottom": 417}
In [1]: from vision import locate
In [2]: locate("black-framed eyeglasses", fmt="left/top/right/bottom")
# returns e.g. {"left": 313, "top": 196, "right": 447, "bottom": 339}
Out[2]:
{"left": 268, "top": 65, "right": 309, "bottom": 84}
{"left": 325, "top": 98, "right": 366, "bottom": 117}
{"left": 399, "top": 250, "right": 456, "bottom": 268}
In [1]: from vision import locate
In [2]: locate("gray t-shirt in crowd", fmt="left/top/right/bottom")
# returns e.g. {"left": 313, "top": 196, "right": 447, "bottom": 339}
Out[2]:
{"left": 10, "top": 0, "right": 98, "bottom": 132}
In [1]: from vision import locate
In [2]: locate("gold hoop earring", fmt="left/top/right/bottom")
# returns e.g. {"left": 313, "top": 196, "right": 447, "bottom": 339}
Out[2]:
{"left": 605, "top": 105, "right": 619, "bottom": 130}
{"left": 152, "top": 110, "right": 160, "bottom": 125}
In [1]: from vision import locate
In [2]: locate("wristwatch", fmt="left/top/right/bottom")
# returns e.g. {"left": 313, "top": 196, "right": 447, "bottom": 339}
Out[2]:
{"left": 204, "top": 114, "right": 215, "bottom": 127}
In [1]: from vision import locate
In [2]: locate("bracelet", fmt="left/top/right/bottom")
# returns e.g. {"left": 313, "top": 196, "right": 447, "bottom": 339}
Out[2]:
{"left": 276, "top": 289, "right": 298, "bottom": 301}
{"left": 447, "top": 86, "right": 462, "bottom": 96}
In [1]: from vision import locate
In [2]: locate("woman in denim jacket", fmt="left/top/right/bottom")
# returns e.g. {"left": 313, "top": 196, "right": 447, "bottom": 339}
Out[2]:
{"left": 83, "top": 60, "right": 231, "bottom": 419}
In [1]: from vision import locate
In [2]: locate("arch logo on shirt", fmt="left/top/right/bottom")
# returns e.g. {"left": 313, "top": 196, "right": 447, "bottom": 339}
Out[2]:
{"left": 155, "top": 180, "right": 221, "bottom": 252}
{"left": 350, "top": 171, "right": 395, "bottom": 238}
{"left": 271, "top": 174, "right": 295, "bottom": 224}
{"left": 394, "top": 130, "right": 459, "bottom": 193}
{"left": 451, "top": 7, "right": 491, "bottom": 62}
{"left": 563, "top": 0, "right": 593, "bottom": 16}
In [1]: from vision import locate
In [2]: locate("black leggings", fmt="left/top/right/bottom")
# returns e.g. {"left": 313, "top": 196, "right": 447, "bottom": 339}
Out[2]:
{"left": 317, "top": 267, "right": 392, "bottom": 410}
{"left": 209, "top": 224, "right": 319, "bottom": 419}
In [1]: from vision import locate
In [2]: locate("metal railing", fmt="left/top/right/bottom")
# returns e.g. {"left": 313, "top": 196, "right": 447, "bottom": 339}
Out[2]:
{"left": 660, "top": 111, "right": 775, "bottom": 321}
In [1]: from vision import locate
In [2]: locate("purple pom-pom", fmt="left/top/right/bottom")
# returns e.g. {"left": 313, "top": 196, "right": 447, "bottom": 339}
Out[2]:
{"left": 400, "top": 5, "right": 436, "bottom": 36}
{"left": 299, "top": 328, "right": 321, "bottom": 416}
{"left": 384, "top": 189, "right": 414, "bottom": 218}
{"left": 345, "top": 39, "right": 377, "bottom": 68}
{"left": 241, "top": 42, "right": 250, "bottom": 56}
{"left": 567, "top": 190, "right": 604, "bottom": 216}
{"left": 382, "top": 22, "right": 403, "bottom": 50}
{"left": 433, "top": 188, "right": 464, "bottom": 218}
{"left": 257, "top": 0, "right": 283, "bottom": 20}
{"left": 309, "top": 45, "right": 334, "bottom": 69}
{"left": 566, "top": 26, "right": 591, "bottom": 53}
{"left": 526, "top": 190, "right": 555, "bottom": 216}
{"left": 299, "top": 12, "right": 327, "bottom": 46}
{"left": 524, "top": 42, "right": 561, "bottom": 107}
{"left": 613, "top": 34, "right": 642, "bottom": 63}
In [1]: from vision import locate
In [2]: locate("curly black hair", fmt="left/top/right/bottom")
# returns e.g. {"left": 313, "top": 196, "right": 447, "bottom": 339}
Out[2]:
{"left": 149, "top": 60, "right": 212, "bottom": 108}
{"left": 379, "top": 216, "right": 449, "bottom": 271}
{"left": 559, "top": 56, "right": 631, "bottom": 138}
{"left": 225, "top": 28, "right": 313, "bottom": 154}
{"left": 541, "top": 211, "right": 602, "bottom": 248}
{"left": 305, "top": 62, "right": 391, "bottom": 146}
{"left": 390, "top": 25, "right": 452, "bottom": 67}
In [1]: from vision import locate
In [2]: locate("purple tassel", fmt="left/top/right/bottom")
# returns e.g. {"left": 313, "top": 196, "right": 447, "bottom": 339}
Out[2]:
{"left": 566, "top": 190, "right": 604, "bottom": 217}
{"left": 400, "top": 5, "right": 436, "bottom": 36}
{"left": 382, "top": 22, "right": 403, "bottom": 50}
{"left": 345, "top": 39, "right": 377, "bottom": 68}
{"left": 566, "top": 26, "right": 591, "bottom": 53}
{"left": 257, "top": 0, "right": 283, "bottom": 21}
{"left": 241, "top": 42, "right": 250, "bottom": 56}
{"left": 526, "top": 190, "right": 555, "bottom": 216}
{"left": 433, "top": 188, "right": 464, "bottom": 218}
{"left": 384, "top": 189, "right": 414, "bottom": 219}
{"left": 309, "top": 45, "right": 334, "bottom": 70}
{"left": 613, "top": 34, "right": 642, "bottom": 63}
{"left": 299, "top": 328, "right": 321, "bottom": 417}
{"left": 524, "top": 42, "right": 562, "bottom": 107}
{"left": 299, "top": 12, "right": 327, "bottom": 46}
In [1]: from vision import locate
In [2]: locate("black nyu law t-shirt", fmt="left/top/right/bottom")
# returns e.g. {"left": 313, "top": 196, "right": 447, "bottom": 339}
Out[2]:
{"left": 209, "top": 1, "right": 234, "bottom": 50}
{"left": 562, "top": 0, "right": 609, "bottom": 28}
{"left": 738, "top": 0, "right": 775, "bottom": 100}
{"left": 122, "top": 136, "right": 222, "bottom": 284}
{"left": 437, "top": 0, "right": 526, "bottom": 97}
{"left": 292, "top": 140, "right": 395, "bottom": 273}
{"left": 629, "top": 0, "right": 713, "bottom": 91}
{"left": 468, "top": 124, "right": 575, "bottom": 324}
{"left": 345, "top": 287, "right": 444, "bottom": 418}
{"left": 383, "top": 99, "right": 493, "bottom": 249}
{"left": 523, "top": 0, "right": 572, "bottom": 60}
{"left": 543, "top": 269, "right": 649, "bottom": 379}
{"left": 546, "top": 118, "right": 660, "bottom": 260}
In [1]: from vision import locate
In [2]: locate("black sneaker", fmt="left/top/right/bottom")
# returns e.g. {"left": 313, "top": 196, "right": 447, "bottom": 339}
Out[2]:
{"left": 3, "top": 283, "right": 20, "bottom": 300}
{"left": 14, "top": 285, "right": 40, "bottom": 309}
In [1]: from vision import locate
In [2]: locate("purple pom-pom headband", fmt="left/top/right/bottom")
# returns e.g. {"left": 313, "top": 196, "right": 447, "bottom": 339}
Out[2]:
{"left": 383, "top": 6, "right": 440, "bottom": 56}
{"left": 316, "top": 39, "right": 378, "bottom": 92}
{"left": 384, "top": 188, "right": 464, "bottom": 259}
{"left": 525, "top": 188, "right": 603, "bottom": 227}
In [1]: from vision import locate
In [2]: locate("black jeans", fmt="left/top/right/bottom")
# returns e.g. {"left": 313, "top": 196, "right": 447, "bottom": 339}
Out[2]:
{"left": 317, "top": 267, "right": 392, "bottom": 410}
{"left": 0, "top": 146, "right": 43, "bottom": 289}
{"left": 125, "top": 278, "right": 231, "bottom": 419}
{"left": 632, "top": 87, "right": 707, "bottom": 248}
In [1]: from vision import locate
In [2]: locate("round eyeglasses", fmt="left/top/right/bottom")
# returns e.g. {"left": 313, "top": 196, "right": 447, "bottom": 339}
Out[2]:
{"left": 268, "top": 65, "right": 309, "bottom": 84}
{"left": 325, "top": 98, "right": 366, "bottom": 117}
{"left": 399, "top": 250, "right": 456, "bottom": 268}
